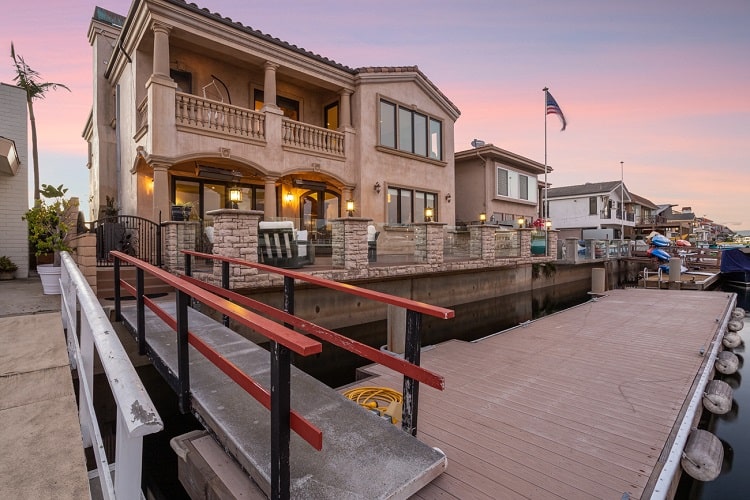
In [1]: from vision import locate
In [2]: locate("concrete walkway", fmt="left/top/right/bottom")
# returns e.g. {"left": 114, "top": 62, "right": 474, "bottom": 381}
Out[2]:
{"left": 0, "top": 277, "right": 89, "bottom": 499}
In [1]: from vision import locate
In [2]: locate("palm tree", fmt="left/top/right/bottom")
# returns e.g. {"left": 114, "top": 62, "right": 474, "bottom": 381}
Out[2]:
{"left": 10, "top": 42, "right": 70, "bottom": 201}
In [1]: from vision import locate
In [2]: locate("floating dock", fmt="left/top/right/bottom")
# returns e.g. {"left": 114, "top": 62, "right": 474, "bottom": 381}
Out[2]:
{"left": 354, "top": 288, "right": 736, "bottom": 499}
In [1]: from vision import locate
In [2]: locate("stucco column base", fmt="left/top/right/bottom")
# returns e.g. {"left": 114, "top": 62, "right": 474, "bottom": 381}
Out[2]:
{"left": 414, "top": 222, "right": 446, "bottom": 265}
{"left": 208, "top": 209, "right": 262, "bottom": 287}
{"left": 331, "top": 217, "right": 370, "bottom": 270}
{"left": 469, "top": 224, "right": 496, "bottom": 260}
{"left": 163, "top": 222, "right": 198, "bottom": 272}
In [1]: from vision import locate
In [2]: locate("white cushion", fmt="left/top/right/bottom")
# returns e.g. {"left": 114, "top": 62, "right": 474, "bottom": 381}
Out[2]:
{"left": 367, "top": 225, "right": 377, "bottom": 241}
{"left": 259, "top": 220, "right": 294, "bottom": 230}
{"left": 204, "top": 226, "right": 215, "bottom": 243}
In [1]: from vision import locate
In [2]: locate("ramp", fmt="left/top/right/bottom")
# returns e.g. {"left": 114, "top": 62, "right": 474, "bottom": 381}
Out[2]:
{"left": 120, "top": 301, "right": 446, "bottom": 498}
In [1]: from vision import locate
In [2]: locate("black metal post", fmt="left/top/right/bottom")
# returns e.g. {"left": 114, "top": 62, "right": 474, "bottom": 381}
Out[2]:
{"left": 176, "top": 289, "right": 191, "bottom": 414}
{"left": 114, "top": 258, "right": 121, "bottom": 321}
{"left": 156, "top": 213, "right": 163, "bottom": 267}
{"left": 283, "top": 276, "right": 295, "bottom": 325}
{"left": 136, "top": 267, "right": 146, "bottom": 356}
{"left": 402, "top": 310, "right": 422, "bottom": 436}
{"left": 221, "top": 261, "right": 230, "bottom": 327}
{"left": 270, "top": 341, "right": 291, "bottom": 500}
{"left": 184, "top": 251, "right": 192, "bottom": 277}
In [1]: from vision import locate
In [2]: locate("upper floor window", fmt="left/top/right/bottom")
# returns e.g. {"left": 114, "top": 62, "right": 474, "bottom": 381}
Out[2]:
{"left": 496, "top": 166, "right": 537, "bottom": 202}
{"left": 254, "top": 90, "right": 299, "bottom": 120}
{"left": 589, "top": 197, "right": 597, "bottom": 215}
{"left": 379, "top": 99, "right": 442, "bottom": 160}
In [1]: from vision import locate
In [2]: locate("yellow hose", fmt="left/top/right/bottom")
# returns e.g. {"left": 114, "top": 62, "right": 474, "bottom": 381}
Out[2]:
{"left": 343, "top": 386, "right": 403, "bottom": 424}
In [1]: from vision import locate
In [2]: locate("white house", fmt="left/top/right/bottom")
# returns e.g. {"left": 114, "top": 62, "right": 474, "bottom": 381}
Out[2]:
{"left": 0, "top": 83, "right": 29, "bottom": 278}
{"left": 547, "top": 180, "right": 633, "bottom": 239}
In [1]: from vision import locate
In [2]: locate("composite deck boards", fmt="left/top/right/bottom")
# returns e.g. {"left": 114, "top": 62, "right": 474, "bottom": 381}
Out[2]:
{"left": 352, "top": 288, "right": 735, "bottom": 499}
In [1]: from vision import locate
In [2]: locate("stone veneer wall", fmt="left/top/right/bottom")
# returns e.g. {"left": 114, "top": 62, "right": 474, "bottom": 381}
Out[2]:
{"left": 208, "top": 209, "right": 261, "bottom": 287}
{"left": 163, "top": 221, "right": 198, "bottom": 271}
{"left": 331, "top": 217, "right": 368, "bottom": 272}
{"left": 414, "top": 223, "right": 445, "bottom": 265}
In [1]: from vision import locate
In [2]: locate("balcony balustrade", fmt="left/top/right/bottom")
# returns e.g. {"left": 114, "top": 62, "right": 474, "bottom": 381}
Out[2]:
{"left": 282, "top": 119, "right": 345, "bottom": 157}
{"left": 175, "top": 92, "right": 265, "bottom": 141}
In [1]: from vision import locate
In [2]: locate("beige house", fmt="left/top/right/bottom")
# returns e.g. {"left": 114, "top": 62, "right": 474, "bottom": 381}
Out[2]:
{"left": 85, "top": 2, "right": 460, "bottom": 248}
{"left": 0, "top": 83, "right": 29, "bottom": 278}
{"left": 454, "top": 144, "right": 547, "bottom": 227}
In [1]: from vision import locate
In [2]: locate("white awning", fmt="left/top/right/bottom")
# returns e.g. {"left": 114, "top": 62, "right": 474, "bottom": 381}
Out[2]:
{"left": 0, "top": 137, "right": 20, "bottom": 176}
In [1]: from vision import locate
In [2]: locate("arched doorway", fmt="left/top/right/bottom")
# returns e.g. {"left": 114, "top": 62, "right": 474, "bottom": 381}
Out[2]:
{"left": 300, "top": 189, "right": 340, "bottom": 249}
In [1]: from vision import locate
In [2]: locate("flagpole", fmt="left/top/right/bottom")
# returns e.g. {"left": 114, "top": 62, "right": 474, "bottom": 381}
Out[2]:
{"left": 620, "top": 161, "right": 624, "bottom": 240}
{"left": 543, "top": 87, "right": 549, "bottom": 254}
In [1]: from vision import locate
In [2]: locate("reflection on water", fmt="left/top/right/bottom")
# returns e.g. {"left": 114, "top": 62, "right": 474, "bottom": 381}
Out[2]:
{"left": 676, "top": 282, "right": 750, "bottom": 499}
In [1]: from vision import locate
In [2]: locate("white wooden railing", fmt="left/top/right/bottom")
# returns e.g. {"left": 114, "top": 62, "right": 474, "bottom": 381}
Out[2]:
{"left": 60, "top": 252, "right": 163, "bottom": 500}
{"left": 282, "top": 118, "right": 345, "bottom": 156}
{"left": 175, "top": 92, "right": 265, "bottom": 141}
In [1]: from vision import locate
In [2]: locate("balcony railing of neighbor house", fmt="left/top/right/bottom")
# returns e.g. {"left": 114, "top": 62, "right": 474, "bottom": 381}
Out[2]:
{"left": 495, "top": 229, "right": 521, "bottom": 258}
{"left": 91, "top": 215, "right": 162, "bottom": 267}
{"left": 60, "top": 251, "right": 163, "bottom": 499}
{"left": 175, "top": 92, "right": 266, "bottom": 141}
{"left": 282, "top": 118, "right": 345, "bottom": 157}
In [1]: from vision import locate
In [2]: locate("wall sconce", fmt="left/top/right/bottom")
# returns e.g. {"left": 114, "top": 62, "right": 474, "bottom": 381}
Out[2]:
{"left": 517, "top": 217, "right": 525, "bottom": 228}
{"left": 424, "top": 207, "right": 434, "bottom": 222}
{"left": 229, "top": 186, "right": 243, "bottom": 203}
{"left": 479, "top": 212, "right": 486, "bottom": 224}
{"left": 346, "top": 199, "right": 355, "bottom": 217}
{"left": 444, "top": 193, "right": 451, "bottom": 203}
{"left": 285, "top": 192, "right": 294, "bottom": 203}
{"left": 374, "top": 182, "right": 381, "bottom": 194}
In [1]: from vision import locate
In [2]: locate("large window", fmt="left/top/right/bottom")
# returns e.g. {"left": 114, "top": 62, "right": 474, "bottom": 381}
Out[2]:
{"left": 589, "top": 197, "right": 597, "bottom": 215}
{"left": 173, "top": 177, "right": 264, "bottom": 221}
{"left": 387, "top": 187, "right": 438, "bottom": 224}
{"left": 496, "top": 165, "right": 537, "bottom": 202}
{"left": 379, "top": 99, "right": 442, "bottom": 160}
{"left": 254, "top": 90, "right": 299, "bottom": 120}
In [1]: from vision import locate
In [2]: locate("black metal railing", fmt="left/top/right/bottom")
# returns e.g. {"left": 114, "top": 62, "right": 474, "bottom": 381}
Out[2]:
{"left": 91, "top": 215, "right": 162, "bottom": 267}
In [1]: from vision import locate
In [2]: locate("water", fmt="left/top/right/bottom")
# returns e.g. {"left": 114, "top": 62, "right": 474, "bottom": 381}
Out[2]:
{"left": 676, "top": 283, "right": 750, "bottom": 499}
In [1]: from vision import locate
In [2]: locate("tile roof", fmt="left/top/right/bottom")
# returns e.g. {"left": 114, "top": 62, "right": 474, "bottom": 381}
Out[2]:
{"left": 628, "top": 192, "right": 658, "bottom": 209}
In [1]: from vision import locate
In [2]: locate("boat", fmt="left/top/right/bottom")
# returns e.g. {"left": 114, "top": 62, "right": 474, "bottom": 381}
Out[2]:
{"left": 720, "top": 247, "right": 750, "bottom": 286}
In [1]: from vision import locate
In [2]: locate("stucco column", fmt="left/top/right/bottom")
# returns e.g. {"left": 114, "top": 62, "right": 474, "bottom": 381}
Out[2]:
{"left": 208, "top": 209, "right": 263, "bottom": 287}
{"left": 152, "top": 22, "right": 171, "bottom": 78}
{"left": 262, "top": 62, "right": 279, "bottom": 110}
{"left": 414, "top": 222, "right": 445, "bottom": 265}
{"left": 469, "top": 224, "right": 496, "bottom": 261}
{"left": 331, "top": 217, "right": 369, "bottom": 270}
{"left": 264, "top": 176, "right": 278, "bottom": 219}
{"left": 339, "top": 89, "right": 352, "bottom": 129}
{"left": 152, "top": 162, "right": 171, "bottom": 222}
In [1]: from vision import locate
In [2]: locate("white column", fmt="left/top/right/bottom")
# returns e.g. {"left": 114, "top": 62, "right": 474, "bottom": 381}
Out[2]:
{"left": 262, "top": 62, "right": 279, "bottom": 110}
{"left": 339, "top": 89, "right": 352, "bottom": 129}
{"left": 264, "top": 177, "right": 278, "bottom": 219}
{"left": 152, "top": 22, "right": 172, "bottom": 78}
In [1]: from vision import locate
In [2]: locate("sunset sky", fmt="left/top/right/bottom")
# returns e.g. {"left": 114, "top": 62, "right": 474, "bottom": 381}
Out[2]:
{"left": 5, "top": 0, "right": 749, "bottom": 229}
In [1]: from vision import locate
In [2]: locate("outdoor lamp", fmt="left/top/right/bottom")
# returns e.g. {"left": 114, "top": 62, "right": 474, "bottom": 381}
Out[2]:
{"left": 545, "top": 220, "right": 552, "bottom": 229}
{"left": 517, "top": 217, "right": 525, "bottom": 228}
{"left": 479, "top": 212, "right": 486, "bottom": 224}
{"left": 425, "top": 207, "right": 434, "bottom": 222}
{"left": 346, "top": 199, "right": 355, "bottom": 217}
{"left": 229, "top": 186, "right": 242, "bottom": 203}
{"left": 285, "top": 192, "right": 293, "bottom": 203}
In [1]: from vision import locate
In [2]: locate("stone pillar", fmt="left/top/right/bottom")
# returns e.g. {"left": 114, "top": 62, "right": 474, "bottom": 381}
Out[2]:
{"left": 414, "top": 222, "right": 445, "bottom": 265}
{"left": 264, "top": 177, "right": 278, "bottom": 219}
{"left": 262, "top": 62, "right": 279, "bottom": 111}
{"left": 163, "top": 221, "right": 198, "bottom": 272}
{"left": 519, "top": 228, "right": 532, "bottom": 260}
{"left": 208, "top": 209, "right": 263, "bottom": 287}
{"left": 469, "top": 224, "right": 496, "bottom": 260}
{"left": 339, "top": 89, "right": 352, "bottom": 129}
{"left": 331, "top": 217, "right": 369, "bottom": 270}
{"left": 74, "top": 233, "right": 98, "bottom": 293}
{"left": 152, "top": 163, "right": 171, "bottom": 222}
{"left": 152, "top": 22, "right": 172, "bottom": 78}
{"left": 547, "top": 230, "right": 559, "bottom": 259}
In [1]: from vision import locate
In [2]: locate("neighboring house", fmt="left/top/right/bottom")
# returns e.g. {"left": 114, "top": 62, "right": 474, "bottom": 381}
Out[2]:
{"left": 663, "top": 207, "right": 696, "bottom": 241}
{"left": 546, "top": 181, "right": 633, "bottom": 239}
{"left": 0, "top": 83, "right": 29, "bottom": 278}
{"left": 454, "top": 144, "right": 547, "bottom": 227}
{"left": 85, "top": 1, "right": 460, "bottom": 247}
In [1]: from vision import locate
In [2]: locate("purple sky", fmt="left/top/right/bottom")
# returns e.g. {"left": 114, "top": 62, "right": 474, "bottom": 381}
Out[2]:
{"left": 5, "top": 0, "right": 749, "bottom": 229}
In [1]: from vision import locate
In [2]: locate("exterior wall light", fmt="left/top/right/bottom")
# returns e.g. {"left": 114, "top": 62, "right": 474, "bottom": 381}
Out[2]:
{"left": 346, "top": 199, "right": 355, "bottom": 217}
{"left": 285, "top": 192, "right": 294, "bottom": 203}
{"left": 517, "top": 217, "right": 525, "bottom": 228}
{"left": 425, "top": 207, "right": 434, "bottom": 222}
{"left": 445, "top": 193, "right": 451, "bottom": 203}
{"left": 229, "top": 187, "right": 242, "bottom": 203}
{"left": 479, "top": 212, "right": 486, "bottom": 224}
{"left": 374, "top": 182, "right": 381, "bottom": 193}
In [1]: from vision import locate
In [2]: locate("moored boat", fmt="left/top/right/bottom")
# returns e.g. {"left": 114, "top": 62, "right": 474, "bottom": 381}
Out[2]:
{"left": 720, "top": 247, "right": 750, "bottom": 286}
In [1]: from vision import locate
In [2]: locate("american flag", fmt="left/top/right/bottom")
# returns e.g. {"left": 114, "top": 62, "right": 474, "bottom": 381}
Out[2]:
{"left": 546, "top": 91, "right": 567, "bottom": 131}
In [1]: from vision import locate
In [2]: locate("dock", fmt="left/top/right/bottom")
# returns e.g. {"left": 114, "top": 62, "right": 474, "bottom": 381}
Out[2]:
{"left": 351, "top": 288, "right": 735, "bottom": 499}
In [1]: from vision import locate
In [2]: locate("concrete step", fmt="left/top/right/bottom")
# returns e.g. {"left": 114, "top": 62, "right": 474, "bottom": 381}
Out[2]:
{"left": 96, "top": 267, "right": 173, "bottom": 299}
{"left": 120, "top": 301, "right": 446, "bottom": 499}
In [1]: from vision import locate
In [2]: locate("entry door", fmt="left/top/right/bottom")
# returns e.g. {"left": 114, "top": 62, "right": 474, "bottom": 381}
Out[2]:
{"left": 301, "top": 190, "right": 340, "bottom": 243}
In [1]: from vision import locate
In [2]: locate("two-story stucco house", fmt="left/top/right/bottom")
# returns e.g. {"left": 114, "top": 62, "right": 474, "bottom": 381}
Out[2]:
{"left": 85, "top": 1, "right": 460, "bottom": 250}
{"left": 0, "top": 83, "right": 29, "bottom": 278}
{"left": 454, "top": 144, "right": 547, "bottom": 228}
{"left": 546, "top": 181, "right": 633, "bottom": 239}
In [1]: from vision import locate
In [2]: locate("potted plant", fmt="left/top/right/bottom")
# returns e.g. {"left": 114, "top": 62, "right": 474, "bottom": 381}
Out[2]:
{"left": 23, "top": 183, "right": 71, "bottom": 294}
{"left": 0, "top": 256, "right": 18, "bottom": 280}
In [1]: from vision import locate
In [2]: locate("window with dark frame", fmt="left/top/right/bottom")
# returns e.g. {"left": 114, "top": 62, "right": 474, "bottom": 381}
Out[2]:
{"left": 589, "top": 196, "right": 597, "bottom": 215}
{"left": 170, "top": 69, "right": 192, "bottom": 93}
{"left": 379, "top": 98, "right": 442, "bottom": 160}
{"left": 387, "top": 186, "right": 438, "bottom": 225}
{"left": 253, "top": 89, "right": 300, "bottom": 120}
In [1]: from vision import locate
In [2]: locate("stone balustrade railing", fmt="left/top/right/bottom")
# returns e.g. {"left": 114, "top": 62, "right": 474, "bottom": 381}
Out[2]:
{"left": 175, "top": 92, "right": 265, "bottom": 141}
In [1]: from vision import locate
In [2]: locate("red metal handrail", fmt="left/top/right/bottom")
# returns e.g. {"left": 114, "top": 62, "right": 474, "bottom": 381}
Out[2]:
{"left": 182, "top": 250, "right": 455, "bottom": 320}
{"left": 111, "top": 251, "right": 324, "bottom": 450}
